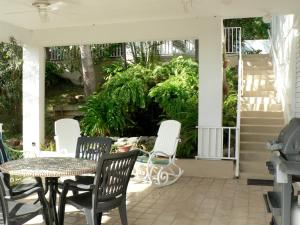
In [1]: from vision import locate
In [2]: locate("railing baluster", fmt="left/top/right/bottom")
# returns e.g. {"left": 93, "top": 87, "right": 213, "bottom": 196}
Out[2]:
{"left": 228, "top": 128, "right": 231, "bottom": 158}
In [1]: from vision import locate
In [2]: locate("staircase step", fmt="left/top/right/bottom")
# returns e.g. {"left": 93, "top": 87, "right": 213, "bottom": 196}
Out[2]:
{"left": 240, "top": 150, "right": 272, "bottom": 161}
{"left": 241, "top": 111, "right": 283, "bottom": 118}
{"left": 243, "top": 86, "right": 275, "bottom": 93}
{"left": 242, "top": 91, "right": 276, "bottom": 97}
{"left": 241, "top": 103, "right": 282, "bottom": 112}
{"left": 240, "top": 141, "right": 267, "bottom": 151}
{"left": 243, "top": 72, "right": 274, "bottom": 77}
{"left": 242, "top": 54, "right": 271, "bottom": 60}
{"left": 241, "top": 117, "right": 284, "bottom": 125}
{"left": 240, "top": 132, "right": 278, "bottom": 142}
{"left": 240, "top": 161, "right": 270, "bottom": 175}
{"left": 239, "top": 172, "right": 273, "bottom": 180}
{"left": 240, "top": 124, "right": 282, "bottom": 133}
{"left": 241, "top": 97, "right": 280, "bottom": 105}
{"left": 243, "top": 80, "right": 275, "bottom": 91}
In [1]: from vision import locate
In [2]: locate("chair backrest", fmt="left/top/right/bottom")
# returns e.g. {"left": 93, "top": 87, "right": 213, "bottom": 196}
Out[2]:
{"left": 75, "top": 136, "right": 112, "bottom": 161}
{"left": 152, "top": 120, "right": 181, "bottom": 156}
{"left": 0, "top": 139, "right": 9, "bottom": 165}
{"left": 54, "top": 118, "right": 81, "bottom": 156}
{"left": 93, "top": 150, "right": 138, "bottom": 202}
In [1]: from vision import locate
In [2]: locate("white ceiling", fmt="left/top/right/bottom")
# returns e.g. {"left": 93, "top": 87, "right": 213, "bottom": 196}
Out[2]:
{"left": 0, "top": 0, "right": 299, "bottom": 30}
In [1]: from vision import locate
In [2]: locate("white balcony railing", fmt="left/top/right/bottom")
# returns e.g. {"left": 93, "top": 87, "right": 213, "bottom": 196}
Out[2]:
{"left": 224, "top": 27, "right": 242, "bottom": 54}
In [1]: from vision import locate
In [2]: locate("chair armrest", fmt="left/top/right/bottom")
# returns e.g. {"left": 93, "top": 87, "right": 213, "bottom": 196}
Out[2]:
{"left": 151, "top": 151, "right": 171, "bottom": 158}
{"left": 6, "top": 186, "right": 43, "bottom": 201}
{"left": 149, "top": 151, "right": 172, "bottom": 165}
{"left": 62, "top": 179, "right": 95, "bottom": 191}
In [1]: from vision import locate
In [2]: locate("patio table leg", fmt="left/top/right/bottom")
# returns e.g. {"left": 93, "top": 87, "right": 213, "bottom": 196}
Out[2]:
{"left": 48, "top": 177, "right": 59, "bottom": 225}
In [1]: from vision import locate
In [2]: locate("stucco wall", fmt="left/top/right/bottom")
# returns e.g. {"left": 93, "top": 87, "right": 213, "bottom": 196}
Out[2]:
{"left": 271, "top": 15, "right": 300, "bottom": 123}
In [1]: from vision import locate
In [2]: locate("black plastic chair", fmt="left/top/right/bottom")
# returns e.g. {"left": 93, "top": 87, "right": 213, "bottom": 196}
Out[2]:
{"left": 0, "top": 172, "right": 51, "bottom": 225}
{"left": 73, "top": 136, "right": 112, "bottom": 186}
{"left": 0, "top": 138, "right": 41, "bottom": 195}
{"left": 58, "top": 150, "right": 139, "bottom": 225}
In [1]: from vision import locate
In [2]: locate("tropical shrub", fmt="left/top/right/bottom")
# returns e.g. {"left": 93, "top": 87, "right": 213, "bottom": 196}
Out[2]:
{"left": 81, "top": 56, "right": 199, "bottom": 157}
{"left": 149, "top": 57, "right": 198, "bottom": 157}
{"left": 223, "top": 66, "right": 238, "bottom": 127}
{"left": 45, "top": 61, "right": 65, "bottom": 88}
{"left": 0, "top": 38, "right": 23, "bottom": 135}
{"left": 81, "top": 65, "right": 153, "bottom": 136}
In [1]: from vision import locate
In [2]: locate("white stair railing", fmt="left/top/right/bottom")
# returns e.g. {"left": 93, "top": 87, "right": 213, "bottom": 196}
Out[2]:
{"left": 196, "top": 127, "right": 238, "bottom": 160}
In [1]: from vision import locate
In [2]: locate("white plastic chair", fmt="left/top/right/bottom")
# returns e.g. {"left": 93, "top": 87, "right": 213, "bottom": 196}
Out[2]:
{"left": 53, "top": 118, "right": 81, "bottom": 157}
{"left": 135, "top": 120, "right": 183, "bottom": 187}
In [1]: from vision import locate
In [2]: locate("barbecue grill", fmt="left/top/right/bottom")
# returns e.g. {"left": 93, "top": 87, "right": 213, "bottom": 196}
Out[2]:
{"left": 266, "top": 118, "right": 300, "bottom": 225}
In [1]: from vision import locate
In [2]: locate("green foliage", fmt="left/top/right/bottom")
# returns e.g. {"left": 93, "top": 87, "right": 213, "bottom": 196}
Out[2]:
{"left": 81, "top": 56, "right": 199, "bottom": 158}
{"left": 102, "top": 60, "right": 126, "bottom": 78}
{"left": 149, "top": 57, "right": 198, "bottom": 157}
{"left": 45, "top": 61, "right": 65, "bottom": 88}
{"left": 81, "top": 65, "right": 152, "bottom": 136}
{"left": 0, "top": 37, "right": 23, "bottom": 135}
{"left": 223, "top": 67, "right": 238, "bottom": 127}
{"left": 224, "top": 17, "right": 270, "bottom": 40}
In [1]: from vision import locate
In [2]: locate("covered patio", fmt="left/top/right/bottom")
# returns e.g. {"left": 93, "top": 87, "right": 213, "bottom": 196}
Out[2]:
{"left": 25, "top": 177, "right": 271, "bottom": 225}
{"left": 0, "top": 0, "right": 299, "bottom": 154}
{"left": 1, "top": 1, "right": 300, "bottom": 225}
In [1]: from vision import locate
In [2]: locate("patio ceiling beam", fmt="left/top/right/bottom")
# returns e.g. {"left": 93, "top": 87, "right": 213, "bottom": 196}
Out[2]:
{"left": 31, "top": 17, "right": 209, "bottom": 47}
{"left": 0, "top": 21, "right": 32, "bottom": 45}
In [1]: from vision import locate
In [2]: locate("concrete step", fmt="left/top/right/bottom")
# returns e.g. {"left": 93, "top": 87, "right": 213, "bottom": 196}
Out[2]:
{"left": 240, "top": 161, "right": 270, "bottom": 175}
{"left": 240, "top": 150, "right": 272, "bottom": 161}
{"left": 241, "top": 97, "right": 280, "bottom": 105}
{"left": 240, "top": 141, "right": 267, "bottom": 151}
{"left": 241, "top": 111, "right": 283, "bottom": 118}
{"left": 244, "top": 65, "right": 273, "bottom": 70}
{"left": 239, "top": 172, "right": 273, "bottom": 180}
{"left": 242, "top": 54, "right": 271, "bottom": 60}
{"left": 241, "top": 103, "right": 282, "bottom": 112}
{"left": 240, "top": 132, "right": 278, "bottom": 142}
{"left": 243, "top": 71, "right": 274, "bottom": 77}
{"left": 243, "top": 85, "right": 275, "bottom": 93}
{"left": 240, "top": 124, "right": 282, "bottom": 133}
{"left": 241, "top": 117, "right": 284, "bottom": 125}
{"left": 243, "top": 80, "right": 275, "bottom": 91}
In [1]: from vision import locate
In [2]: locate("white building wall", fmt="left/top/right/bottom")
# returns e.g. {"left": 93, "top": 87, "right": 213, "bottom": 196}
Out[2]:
{"left": 295, "top": 37, "right": 300, "bottom": 117}
{"left": 271, "top": 15, "right": 300, "bottom": 123}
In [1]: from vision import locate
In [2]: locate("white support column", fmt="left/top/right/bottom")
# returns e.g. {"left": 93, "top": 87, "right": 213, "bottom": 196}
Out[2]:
{"left": 197, "top": 18, "right": 223, "bottom": 158}
{"left": 22, "top": 45, "right": 45, "bottom": 152}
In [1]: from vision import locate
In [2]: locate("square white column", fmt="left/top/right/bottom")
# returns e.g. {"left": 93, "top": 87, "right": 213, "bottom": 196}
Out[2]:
{"left": 197, "top": 18, "right": 223, "bottom": 158}
{"left": 22, "top": 45, "right": 45, "bottom": 152}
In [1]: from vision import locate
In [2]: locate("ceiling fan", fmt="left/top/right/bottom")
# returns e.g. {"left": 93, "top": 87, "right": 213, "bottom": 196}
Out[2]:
{"left": 4, "top": 0, "right": 71, "bottom": 22}
{"left": 32, "top": 0, "right": 65, "bottom": 22}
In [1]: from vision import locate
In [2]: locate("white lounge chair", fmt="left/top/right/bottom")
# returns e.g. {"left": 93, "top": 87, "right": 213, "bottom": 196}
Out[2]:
{"left": 53, "top": 118, "right": 81, "bottom": 157}
{"left": 135, "top": 120, "right": 183, "bottom": 187}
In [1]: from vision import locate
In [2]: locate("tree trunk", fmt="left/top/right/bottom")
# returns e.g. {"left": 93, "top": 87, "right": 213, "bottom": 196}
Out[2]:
{"left": 79, "top": 45, "right": 96, "bottom": 96}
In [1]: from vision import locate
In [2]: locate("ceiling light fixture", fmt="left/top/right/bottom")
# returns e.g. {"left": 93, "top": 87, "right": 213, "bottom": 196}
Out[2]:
{"left": 182, "top": 0, "right": 193, "bottom": 13}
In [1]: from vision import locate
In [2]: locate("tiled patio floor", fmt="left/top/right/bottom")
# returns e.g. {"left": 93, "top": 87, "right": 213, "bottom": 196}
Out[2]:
{"left": 26, "top": 177, "right": 271, "bottom": 225}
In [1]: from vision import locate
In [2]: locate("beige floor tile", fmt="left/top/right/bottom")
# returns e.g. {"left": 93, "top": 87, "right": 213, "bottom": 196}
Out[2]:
{"left": 24, "top": 177, "right": 271, "bottom": 225}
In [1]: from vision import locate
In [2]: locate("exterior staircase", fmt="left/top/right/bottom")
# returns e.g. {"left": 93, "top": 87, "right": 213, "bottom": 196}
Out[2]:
{"left": 239, "top": 54, "right": 284, "bottom": 179}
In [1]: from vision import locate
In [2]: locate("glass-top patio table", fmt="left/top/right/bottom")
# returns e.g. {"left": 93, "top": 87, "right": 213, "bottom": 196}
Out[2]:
{"left": 0, "top": 157, "right": 97, "bottom": 225}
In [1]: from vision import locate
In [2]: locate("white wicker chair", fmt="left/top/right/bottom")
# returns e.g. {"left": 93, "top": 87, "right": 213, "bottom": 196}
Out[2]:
{"left": 135, "top": 120, "right": 183, "bottom": 187}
